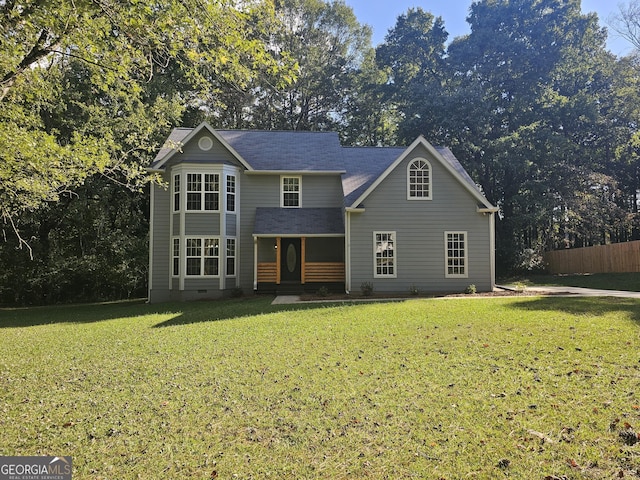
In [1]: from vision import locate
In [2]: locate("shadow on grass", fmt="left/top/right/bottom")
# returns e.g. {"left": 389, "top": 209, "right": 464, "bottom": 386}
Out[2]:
{"left": 506, "top": 296, "right": 640, "bottom": 323}
{"left": 0, "top": 296, "right": 337, "bottom": 329}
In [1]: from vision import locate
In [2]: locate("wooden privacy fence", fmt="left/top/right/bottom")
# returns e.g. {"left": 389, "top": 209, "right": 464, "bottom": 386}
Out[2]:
{"left": 543, "top": 240, "right": 640, "bottom": 274}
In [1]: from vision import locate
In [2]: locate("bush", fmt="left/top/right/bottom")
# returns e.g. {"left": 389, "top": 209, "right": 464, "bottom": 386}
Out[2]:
{"left": 316, "top": 286, "right": 330, "bottom": 297}
{"left": 465, "top": 284, "right": 477, "bottom": 294}
{"left": 409, "top": 285, "right": 419, "bottom": 295}
{"left": 360, "top": 282, "right": 374, "bottom": 296}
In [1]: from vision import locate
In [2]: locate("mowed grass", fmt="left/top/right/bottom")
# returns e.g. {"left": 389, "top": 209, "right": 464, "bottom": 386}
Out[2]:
{"left": 1, "top": 296, "right": 640, "bottom": 479}
{"left": 506, "top": 272, "right": 640, "bottom": 292}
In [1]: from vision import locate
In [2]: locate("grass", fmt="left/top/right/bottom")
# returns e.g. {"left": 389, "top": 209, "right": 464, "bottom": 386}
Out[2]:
{"left": 503, "top": 272, "right": 640, "bottom": 292}
{"left": 1, "top": 296, "right": 640, "bottom": 478}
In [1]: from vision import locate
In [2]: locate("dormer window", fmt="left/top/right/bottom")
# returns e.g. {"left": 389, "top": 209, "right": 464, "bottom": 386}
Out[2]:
{"left": 281, "top": 176, "right": 301, "bottom": 208}
{"left": 407, "top": 158, "right": 432, "bottom": 200}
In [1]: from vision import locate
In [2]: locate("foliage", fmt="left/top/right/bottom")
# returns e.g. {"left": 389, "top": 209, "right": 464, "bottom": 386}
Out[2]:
{"left": 2, "top": 297, "right": 640, "bottom": 477}
{"left": 464, "top": 284, "right": 476, "bottom": 294}
{"left": 360, "top": 281, "right": 374, "bottom": 296}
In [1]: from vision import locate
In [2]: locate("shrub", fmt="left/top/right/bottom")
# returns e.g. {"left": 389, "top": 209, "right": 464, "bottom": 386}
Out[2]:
{"left": 465, "top": 284, "right": 477, "bottom": 294}
{"left": 316, "top": 286, "right": 330, "bottom": 297}
{"left": 409, "top": 285, "right": 419, "bottom": 295}
{"left": 360, "top": 282, "right": 374, "bottom": 296}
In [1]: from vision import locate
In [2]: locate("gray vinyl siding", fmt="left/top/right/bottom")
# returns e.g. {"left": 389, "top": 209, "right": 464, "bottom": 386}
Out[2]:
{"left": 172, "top": 133, "right": 240, "bottom": 165}
{"left": 184, "top": 214, "right": 220, "bottom": 236}
{"left": 349, "top": 145, "right": 492, "bottom": 293}
{"left": 149, "top": 181, "right": 171, "bottom": 302}
{"left": 226, "top": 215, "right": 237, "bottom": 236}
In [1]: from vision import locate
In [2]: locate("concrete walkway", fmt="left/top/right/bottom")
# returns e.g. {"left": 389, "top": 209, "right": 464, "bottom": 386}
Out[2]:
{"left": 498, "top": 285, "right": 640, "bottom": 298}
{"left": 272, "top": 286, "right": 640, "bottom": 305}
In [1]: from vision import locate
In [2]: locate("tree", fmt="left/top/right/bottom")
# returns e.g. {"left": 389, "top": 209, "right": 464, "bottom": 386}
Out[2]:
{"left": 375, "top": 8, "right": 449, "bottom": 145}
{"left": 0, "top": 0, "right": 294, "bottom": 249}
{"left": 237, "top": 0, "right": 372, "bottom": 131}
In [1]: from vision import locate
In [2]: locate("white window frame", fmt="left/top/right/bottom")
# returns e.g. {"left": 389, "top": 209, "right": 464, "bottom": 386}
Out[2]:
{"left": 445, "top": 231, "right": 468, "bottom": 278}
{"left": 373, "top": 231, "right": 397, "bottom": 278}
{"left": 226, "top": 174, "right": 236, "bottom": 213}
{"left": 172, "top": 238, "right": 180, "bottom": 277}
{"left": 281, "top": 175, "right": 301, "bottom": 208}
{"left": 173, "top": 174, "right": 180, "bottom": 212}
{"left": 185, "top": 237, "right": 220, "bottom": 277}
{"left": 226, "top": 238, "right": 236, "bottom": 277}
{"left": 185, "top": 173, "right": 220, "bottom": 212}
{"left": 407, "top": 158, "right": 432, "bottom": 200}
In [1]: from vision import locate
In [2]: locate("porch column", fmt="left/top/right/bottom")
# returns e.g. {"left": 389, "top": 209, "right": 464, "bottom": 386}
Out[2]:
{"left": 301, "top": 237, "right": 306, "bottom": 284}
{"left": 276, "top": 237, "right": 281, "bottom": 284}
{"left": 253, "top": 236, "right": 258, "bottom": 290}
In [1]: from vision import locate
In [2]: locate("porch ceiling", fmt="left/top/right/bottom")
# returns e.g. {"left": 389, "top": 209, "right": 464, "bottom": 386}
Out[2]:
{"left": 253, "top": 207, "right": 344, "bottom": 236}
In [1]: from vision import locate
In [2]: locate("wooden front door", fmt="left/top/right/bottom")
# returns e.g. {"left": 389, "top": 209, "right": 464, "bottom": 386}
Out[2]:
{"left": 280, "top": 238, "right": 301, "bottom": 282}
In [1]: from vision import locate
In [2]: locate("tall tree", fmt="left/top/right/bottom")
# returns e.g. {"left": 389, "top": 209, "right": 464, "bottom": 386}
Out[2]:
{"left": 375, "top": 8, "right": 449, "bottom": 145}
{"left": 0, "top": 0, "right": 294, "bottom": 248}
{"left": 239, "top": 0, "right": 372, "bottom": 131}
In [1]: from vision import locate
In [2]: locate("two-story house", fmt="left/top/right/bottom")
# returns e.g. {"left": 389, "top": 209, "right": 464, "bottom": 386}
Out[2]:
{"left": 147, "top": 122, "right": 497, "bottom": 302}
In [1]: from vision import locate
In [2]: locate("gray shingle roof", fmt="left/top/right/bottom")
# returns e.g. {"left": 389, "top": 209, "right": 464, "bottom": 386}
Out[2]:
{"left": 218, "top": 130, "right": 345, "bottom": 172}
{"left": 151, "top": 127, "right": 345, "bottom": 172}
{"left": 254, "top": 208, "right": 344, "bottom": 235}
{"left": 341, "top": 147, "right": 406, "bottom": 207}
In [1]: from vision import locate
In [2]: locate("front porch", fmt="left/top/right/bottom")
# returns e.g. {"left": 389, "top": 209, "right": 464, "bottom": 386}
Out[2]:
{"left": 254, "top": 236, "right": 345, "bottom": 294}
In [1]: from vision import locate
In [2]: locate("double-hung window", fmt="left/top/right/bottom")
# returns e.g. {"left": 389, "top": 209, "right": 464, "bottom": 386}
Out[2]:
{"left": 226, "top": 238, "right": 236, "bottom": 276}
{"left": 407, "top": 158, "right": 432, "bottom": 199}
{"left": 226, "top": 175, "right": 236, "bottom": 212}
{"left": 172, "top": 238, "right": 180, "bottom": 276}
{"left": 445, "top": 231, "right": 468, "bottom": 278}
{"left": 281, "top": 176, "right": 301, "bottom": 207}
{"left": 186, "top": 238, "right": 220, "bottom": 276}
{"left": 173, "top": 175, "right": 180, "bottom": 212}
{"left": 374, "top": 231, "right": 396, "bottom": 278}
{"left": 186, "top": 173, "right": 219, "bottom": 211}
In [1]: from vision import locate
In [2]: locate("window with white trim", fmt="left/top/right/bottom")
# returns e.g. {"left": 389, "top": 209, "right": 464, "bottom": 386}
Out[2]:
{"left": 281, "top": 176, "right": 301, "bottom": 207}
{"left": 226, "top": 175, "right": 236, "bottom": 212}
{"left": 172, "top": 238, "right": 180, "bottom": 276}
{"left": 186, "top": 238, "right": 220, "bottom": 276}
{"left": 374, "top": 231, "right": 396, "bottom": 278}
{"left": 173, "top": 174, "right": 180, "bottom": 212}
{"left": 408, "top": 158, "right": 432, "bottom": 199}
{"left": 186, "top": 173, "right": 219, "bottom": 211}
{"left": 445, "top": 231, "right": 468, "bottom": 278}
{"left": 226, "top": 238, "right": 236, "bottom": 276}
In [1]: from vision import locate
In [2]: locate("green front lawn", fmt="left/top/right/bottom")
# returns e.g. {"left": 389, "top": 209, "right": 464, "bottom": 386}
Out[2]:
{"left": 1, "top": 296, "right": 639, "bottom": 478}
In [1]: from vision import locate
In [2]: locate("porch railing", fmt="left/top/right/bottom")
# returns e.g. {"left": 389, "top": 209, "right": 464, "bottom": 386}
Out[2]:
{"left": 256, "top": 262, "right": 345, "bottom": 283}
{"left": 304, "top": 262, "right": 345, "bottom": 283}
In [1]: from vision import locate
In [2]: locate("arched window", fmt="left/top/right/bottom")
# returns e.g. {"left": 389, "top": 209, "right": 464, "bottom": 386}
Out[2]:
{"left": 407, "top": 159, "right": 432, "bottom": 200}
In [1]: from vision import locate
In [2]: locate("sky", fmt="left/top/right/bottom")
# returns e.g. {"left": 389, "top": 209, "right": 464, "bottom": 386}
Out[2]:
{"left": 344, "top": 0, "right": 634, "bottom": 57}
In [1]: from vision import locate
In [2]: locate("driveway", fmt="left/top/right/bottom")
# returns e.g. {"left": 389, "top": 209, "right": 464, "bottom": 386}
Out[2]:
{"left": 498, "top": 285, "right": 640, "bottom": 299}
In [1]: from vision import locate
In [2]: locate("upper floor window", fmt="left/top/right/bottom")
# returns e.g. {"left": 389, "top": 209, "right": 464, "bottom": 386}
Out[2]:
{"left": 173, "top": 174, "right": 180, "bottom": 212}
{"left": 408, "top": 159, "right": 432, "bottom": 200}
{"left": 226, "top": 175, "right": 236, "bottom": 212}
{"left": 281, "top": 176, "right": 301, "bottom": 208}
{"left": 186, "top": 173, "right": 219, "bottom": 211}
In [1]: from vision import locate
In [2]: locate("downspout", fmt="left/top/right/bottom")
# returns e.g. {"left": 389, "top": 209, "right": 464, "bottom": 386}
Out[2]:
{"left": 147, "top": 183, "right": 155, "bottom": 303}
{"left": 345, "top": 210, "right": 351, "bottom": 293}
{"left": 253, "top": 236, "right": 258, "bottom": 291}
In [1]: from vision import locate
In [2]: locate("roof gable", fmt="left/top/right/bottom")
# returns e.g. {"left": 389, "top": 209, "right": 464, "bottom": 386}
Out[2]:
{"left": 344, "top": 136, "right": 494, "bottom": 210}
{"left": 149, "top": 122, "right": 252, "bottom": 171}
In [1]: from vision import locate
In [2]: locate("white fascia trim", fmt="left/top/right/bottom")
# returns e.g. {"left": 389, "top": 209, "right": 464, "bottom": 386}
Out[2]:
{"left": 252, "top": 234, "right": 346, "bottom": 238}
{"left": 477, "top": 206, "right": 500, "bottom": 214}
{"left": 245, "top": 170, "right": 346, "bottom": 176}
{"left": 348, "top": 136, "right": 495, "bottom": 210}
{"left": 345, "top": 207, "right": 365, "bottom": 213}
{"left": 153, "top": 121, "right": 253, "bottom": 171}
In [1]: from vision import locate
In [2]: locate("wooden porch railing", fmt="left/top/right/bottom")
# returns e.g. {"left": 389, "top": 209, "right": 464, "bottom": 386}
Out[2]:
{"left": 304, "top": 262, "right": 345, "bottom": 283}
{"left": 257, "top": 262, "right": 345, "bottom": 283}
{"left": 257, "top": 262, "right": 277, "bottom": 283}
